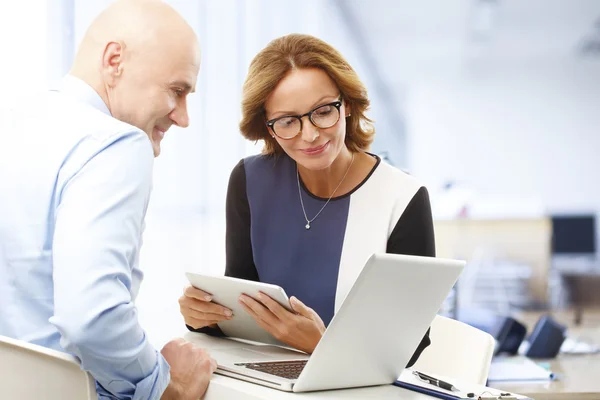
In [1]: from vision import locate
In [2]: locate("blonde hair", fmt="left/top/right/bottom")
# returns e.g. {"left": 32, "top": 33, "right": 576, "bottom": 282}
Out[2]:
{"left": 240, "top": 34, "right": 374, "bottom": 155}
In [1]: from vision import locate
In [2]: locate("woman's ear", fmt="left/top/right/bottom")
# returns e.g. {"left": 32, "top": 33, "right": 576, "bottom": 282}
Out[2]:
{"left": 343, "top": 99, "right": 352, "bottom": 118}
{"left": 263, "top": 115, "right": 276, "bottom": 138}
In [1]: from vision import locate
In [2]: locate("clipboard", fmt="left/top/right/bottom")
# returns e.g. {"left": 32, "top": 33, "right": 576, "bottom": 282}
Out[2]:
{"left": 393, "top": 379, "right": 462, "bottom": 399}
{"left": 393, "top": 369, "right": 467, "bottom": 399}
{"left": 393, "top": 369, "right": 533, "bottom": 400}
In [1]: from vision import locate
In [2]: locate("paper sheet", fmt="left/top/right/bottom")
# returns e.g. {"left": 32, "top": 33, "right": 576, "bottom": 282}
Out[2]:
{"left": 488, "top": 356, "right": 554, "bottom": 382}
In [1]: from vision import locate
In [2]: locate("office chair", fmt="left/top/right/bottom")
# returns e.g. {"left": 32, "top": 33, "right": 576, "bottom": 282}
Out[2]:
{"left": 412, "top": 315, "right": 496, "bottom": 385}
{"left": 0, "top": 335, "right": 97, "bottom": 400}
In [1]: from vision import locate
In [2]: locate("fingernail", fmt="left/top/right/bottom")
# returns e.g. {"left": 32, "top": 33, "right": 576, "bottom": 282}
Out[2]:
{"left": 204, "top": 295, "right": 212, "bottom": 301}
{"left": 238, "top": 296, "right": 245, "bottom": 304}
{"left": 225, "top": 310, "right": 232, "bottom": 317}
{"left": 256, "top": 293, "right": 264, "bottom": 300}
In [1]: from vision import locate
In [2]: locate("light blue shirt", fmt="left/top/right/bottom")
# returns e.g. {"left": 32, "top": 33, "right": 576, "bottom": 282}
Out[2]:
{"left": 0, "top": 76, "right": 170, "bottom": 399}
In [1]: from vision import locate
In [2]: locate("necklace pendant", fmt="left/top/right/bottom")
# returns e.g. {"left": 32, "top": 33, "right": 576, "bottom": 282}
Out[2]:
{"left": 305, "top": 223, "right": 311, "bottom": 230}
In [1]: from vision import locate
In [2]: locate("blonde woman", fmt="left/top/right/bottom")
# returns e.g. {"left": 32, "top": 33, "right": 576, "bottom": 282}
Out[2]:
{"left": 180, "top": 34, "right": 434, "bottom": 367}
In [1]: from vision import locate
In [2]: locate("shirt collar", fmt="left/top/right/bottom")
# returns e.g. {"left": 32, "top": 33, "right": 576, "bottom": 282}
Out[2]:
{"left": 60, "top": 75, "right": 112, "bottom": 116}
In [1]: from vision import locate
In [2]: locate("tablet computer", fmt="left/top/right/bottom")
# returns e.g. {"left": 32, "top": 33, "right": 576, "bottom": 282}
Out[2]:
{"left": 185, "top": 272, "right": 292, "bottom": 345}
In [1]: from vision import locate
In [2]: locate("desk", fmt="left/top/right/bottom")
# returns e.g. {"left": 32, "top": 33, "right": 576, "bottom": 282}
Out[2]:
{"left": 494, "top": 309, "right": 600, "bottom": 400}
{"left": 184, "top": 332, "right": 523, "bottom": 399}
{"left": 560, "top": 271, "right": 600, "bottom": 325}
{"left": 204, "top": 374, "right": 436, "bottom": 399}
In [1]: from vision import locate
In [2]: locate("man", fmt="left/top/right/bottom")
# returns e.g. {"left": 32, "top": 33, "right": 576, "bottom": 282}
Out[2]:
{"left": 0, "top": 1, "right": 215, "bottom": 399}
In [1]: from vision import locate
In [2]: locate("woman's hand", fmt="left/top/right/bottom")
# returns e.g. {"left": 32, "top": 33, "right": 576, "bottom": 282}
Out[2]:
{"left": 239, "top": 293, "right": 326, "bottom": 354}
{"left": 179, "top": 285, "right": 233, "bottom": 329}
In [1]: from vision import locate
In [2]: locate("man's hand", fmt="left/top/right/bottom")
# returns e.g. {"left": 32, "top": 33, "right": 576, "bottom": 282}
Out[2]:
{"left": 160, "top": 338, "right": 217, "bottom": 400}
{"left": 239, "top": 293, "right": 326, "bottom": 354}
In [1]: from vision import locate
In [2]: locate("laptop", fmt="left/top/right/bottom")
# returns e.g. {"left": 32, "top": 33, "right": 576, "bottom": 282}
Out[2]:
{"left": 185, "top": 253, "right": 465, "bottom": 392}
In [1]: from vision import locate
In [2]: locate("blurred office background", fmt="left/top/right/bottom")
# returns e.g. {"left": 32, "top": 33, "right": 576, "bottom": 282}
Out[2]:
{"left": 1, "top": 0, "right": 599, "bottom": 347}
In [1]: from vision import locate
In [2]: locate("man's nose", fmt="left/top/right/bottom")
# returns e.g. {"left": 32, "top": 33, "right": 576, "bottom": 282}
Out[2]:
{"left": 170, "top": 100, "right": 190, "bottom": 128}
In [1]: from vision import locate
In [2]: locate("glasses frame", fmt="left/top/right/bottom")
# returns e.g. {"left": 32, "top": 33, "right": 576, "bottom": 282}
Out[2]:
{"left": 266, "top": 97, "right": 343, "bottom": 140}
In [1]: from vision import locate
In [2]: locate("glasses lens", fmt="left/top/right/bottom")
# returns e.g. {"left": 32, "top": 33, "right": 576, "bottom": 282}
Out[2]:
{"left": 273, "top": 117, "right": 301, "bottom": 139}
{"left": 311, "top": 104, "right": 339, "bottom": 129}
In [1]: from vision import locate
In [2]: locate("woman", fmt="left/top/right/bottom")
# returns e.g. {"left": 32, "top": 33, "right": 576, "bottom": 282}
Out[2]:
{"left": 179, "top": 34, "right": 435, "bottom": 366}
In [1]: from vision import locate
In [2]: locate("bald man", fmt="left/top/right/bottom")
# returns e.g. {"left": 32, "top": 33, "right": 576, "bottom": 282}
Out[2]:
{"left": 0, "top": 1, "right": 215, "bottom": 399}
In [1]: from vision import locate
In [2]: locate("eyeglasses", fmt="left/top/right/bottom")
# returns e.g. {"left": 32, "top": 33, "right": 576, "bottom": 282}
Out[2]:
{"left": 266, "top": 98, "right": 343, "bottom": 140}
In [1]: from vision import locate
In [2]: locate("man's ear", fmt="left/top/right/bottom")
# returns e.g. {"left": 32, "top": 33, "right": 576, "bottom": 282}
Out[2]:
{"left": 101, "top": 41, "right": 124, "bottom": 87}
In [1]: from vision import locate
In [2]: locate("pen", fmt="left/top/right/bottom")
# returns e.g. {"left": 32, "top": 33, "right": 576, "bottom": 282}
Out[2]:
{"left": 413, "top": 370, "right": 460, "bottom": 392}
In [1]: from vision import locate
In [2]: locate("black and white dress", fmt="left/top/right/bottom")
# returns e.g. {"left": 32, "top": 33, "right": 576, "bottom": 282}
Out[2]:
{"left": 191, "top": 153, "right": 435, "bottom": 367}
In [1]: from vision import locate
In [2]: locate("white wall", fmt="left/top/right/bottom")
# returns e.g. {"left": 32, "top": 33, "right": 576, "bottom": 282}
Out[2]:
{"left": 407, "top": 60, "right": 600, "bottom": 215}
{"left": 0, "top": 1, "right": 47, "bottom": 105}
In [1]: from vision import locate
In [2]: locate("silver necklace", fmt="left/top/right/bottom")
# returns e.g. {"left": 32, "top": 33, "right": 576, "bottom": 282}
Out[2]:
{"left": 297, "top": 152, "right": 355, "bottom": 230}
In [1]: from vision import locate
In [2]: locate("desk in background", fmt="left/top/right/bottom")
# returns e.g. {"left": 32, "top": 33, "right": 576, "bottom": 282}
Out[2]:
{"left": 557, "top": 267, "right": 600, "bottom": 325}
{"left": 434, "top": 218, "right": 551, "bottom": 306}
{"left": 494, "top": 309, "right": 600, "bottom": 400}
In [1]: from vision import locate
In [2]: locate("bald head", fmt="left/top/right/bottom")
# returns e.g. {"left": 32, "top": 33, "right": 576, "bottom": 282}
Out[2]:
{"left": 71, "top": 0, "right": 201, "bottom": 157}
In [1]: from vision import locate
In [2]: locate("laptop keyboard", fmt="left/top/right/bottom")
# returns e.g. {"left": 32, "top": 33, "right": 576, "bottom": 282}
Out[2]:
{"left": 234, "top": 360, "right": 308, "bottom": 380}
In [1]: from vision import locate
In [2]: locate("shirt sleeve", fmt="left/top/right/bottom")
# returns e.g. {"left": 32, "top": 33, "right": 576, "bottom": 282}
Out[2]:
{"left": 386, "top": 186, "right": 436, "bottom": 368}
{"left": 224, "top": 159, "right": 259, "bottom": 281}
{"left": 49, "top": 130, "right": 170, "bottom": 400}
{"left": 187, "top": 158, "right": 258, "bottom": 335}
